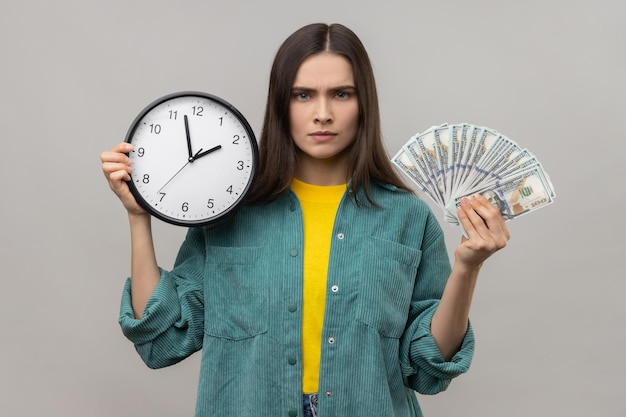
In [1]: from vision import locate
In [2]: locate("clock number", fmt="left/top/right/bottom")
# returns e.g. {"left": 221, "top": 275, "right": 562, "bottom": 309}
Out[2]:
{"left": 142, "top": 174, "right": 150, "bottom": 184}
{"left": 232, "top": 135, "right": 240, "bottom": 144}
{"left": 207, "top": 199, "right": 214, "bottom": 209}
{"left": 182, "top": 202, "right": 189, "bottom": 212}
{"left": 192, "top": 106, "right": 203, "bottom": 116}
{"left": 218, "top": 116, "right": 223, "bottom": 126}
{"left": 226, "top": 185, "right": 233, "bottom": 194}
{"left": 169, "top": 110, "right": 178, "bottom": 120}
{"left": 137, "top": 147, "right": 145, "bottom": 157}
{"left": 237, "top": 161, "right": 244, "bottom": 170}
{"left": 159, "top": 192, "right": 166, "bottom": 202}
{"left": 150, "top": 124, "right": 161, "bottom": 134}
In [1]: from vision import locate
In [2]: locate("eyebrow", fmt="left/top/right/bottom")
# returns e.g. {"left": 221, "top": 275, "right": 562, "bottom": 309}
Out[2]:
{"left": 291, "top": 85, "right": 357, "bottom": 92}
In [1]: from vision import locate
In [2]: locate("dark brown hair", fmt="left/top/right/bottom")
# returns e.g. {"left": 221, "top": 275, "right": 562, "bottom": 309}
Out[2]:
{"left": 247, "top": 23, "right": 410, "bottom": 205}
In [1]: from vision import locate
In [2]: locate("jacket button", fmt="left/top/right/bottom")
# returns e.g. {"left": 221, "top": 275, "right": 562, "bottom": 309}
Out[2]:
{"left": 288, "top": 409, "right": 297, "bottom": 417}
{"left": 290, "top": 249, "right": 298, "bottom": 257}
{"left": 288, "top": 304, "right": 297, "bottom": 313}
{"left": 288, "top": 356, "right": 297, "bottom": 365}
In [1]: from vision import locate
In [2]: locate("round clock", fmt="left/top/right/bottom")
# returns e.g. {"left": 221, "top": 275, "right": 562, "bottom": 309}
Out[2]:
{"left": 124, "top": 91, "right": 258, "bottom": 227}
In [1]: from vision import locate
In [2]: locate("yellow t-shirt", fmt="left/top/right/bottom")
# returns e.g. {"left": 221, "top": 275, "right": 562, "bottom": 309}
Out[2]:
{"left": 291, "top": 178, "right": 346, "bottom": 393}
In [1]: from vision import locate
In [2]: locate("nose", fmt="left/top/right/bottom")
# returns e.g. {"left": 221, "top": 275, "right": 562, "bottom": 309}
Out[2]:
{"left": 314, "top": 98, "right": 333, "bottom": 124}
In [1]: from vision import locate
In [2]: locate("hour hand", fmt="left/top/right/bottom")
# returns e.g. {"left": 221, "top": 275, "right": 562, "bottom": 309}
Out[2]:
{"left": 192, "top": 145, "right": 222, "bottom": 161}
{"left": 184, "top": 115, "right": 193, "bottom": 160}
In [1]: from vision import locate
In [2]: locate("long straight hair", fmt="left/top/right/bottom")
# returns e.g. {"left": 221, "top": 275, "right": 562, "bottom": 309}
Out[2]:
{"left": 247, "top": 23, "right": 410, "bottom": 205}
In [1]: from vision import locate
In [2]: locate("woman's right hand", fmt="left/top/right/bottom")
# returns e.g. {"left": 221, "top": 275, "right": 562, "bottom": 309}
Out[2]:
{"left": 102, "top": 142, "right": 160, "bottom": 318}
{"left": 100, "top": 142, "right": 147, "bottom": 216}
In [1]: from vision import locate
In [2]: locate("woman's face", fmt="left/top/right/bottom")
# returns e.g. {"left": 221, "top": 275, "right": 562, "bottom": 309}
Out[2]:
{"left": 289, "top": 52, "right": 359, "bottom": 181}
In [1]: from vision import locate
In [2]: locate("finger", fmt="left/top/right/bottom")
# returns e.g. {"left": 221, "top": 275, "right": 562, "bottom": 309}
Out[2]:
{"left": 100, "top": 142, "right": 133, "bottom": 162}
{"left": 101, "top": 144, "right": 133, "bottom": 181}
{"left": 457, "top": 198, "right": 509, "bottom": 262}
{"left": 472, "top": 194, "right": 510, "bottom": 240}
{"left": 111, "top": 142, "right": 134, "bottom": 154}
{"left": 107, "top": 166, "right": 132, "bottom": 182}
{"left": 457, "top": 198, "right": 490, "bottom": 244}
{"left": 458, "top": 196, "right": 491, "bottom": 237}
{"left": 458, "top": 195, "right": 508, "bottom": 248}
{"left": 467, "top": 194, "right": 511, "bottom": 249}
{"left": 100, "top": 150, "right": 132, "bottom": 165}
{"left": 102, "top": 160, "right": 132, "bottom": 177}
{"left": 472, "top": 194, "right": 503, "bottom": 227}
{"left": 456, "top": 201, "right": 475, "bottom": 241}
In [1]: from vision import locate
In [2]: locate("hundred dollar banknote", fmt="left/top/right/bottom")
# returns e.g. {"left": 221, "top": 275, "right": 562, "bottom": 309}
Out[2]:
{"left": 392, "top": 123, "right": 555, "bottom": 231}
{"left": 445, "top": 163, "right": 555, "bottom": 225}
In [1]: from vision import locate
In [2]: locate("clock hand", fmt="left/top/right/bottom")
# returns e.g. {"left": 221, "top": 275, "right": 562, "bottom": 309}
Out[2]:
{"left": 184, "top": 114, "right": 193, "bottom": 160}
{"left": 191, "top": 145, "right": 222, "bottom": 161}
{"left": 157, "top": 145, "right": 223, "bottom": 192}
{"left": 158, "top": 161, "right": 191, "bottom": 193}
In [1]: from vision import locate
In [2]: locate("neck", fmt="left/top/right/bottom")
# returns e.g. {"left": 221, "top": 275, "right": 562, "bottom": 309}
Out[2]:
{"left": 294, "top": 155, "right": 349, "bottom": 186}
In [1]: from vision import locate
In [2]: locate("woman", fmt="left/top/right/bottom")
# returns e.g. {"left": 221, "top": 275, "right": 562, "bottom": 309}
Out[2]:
{"left": 101, "top": 23, "right": 509, "bottom": 417}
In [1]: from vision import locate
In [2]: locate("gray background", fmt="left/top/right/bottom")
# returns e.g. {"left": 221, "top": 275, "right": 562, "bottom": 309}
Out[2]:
{"left": 1, "top": 0, "right": 624, "bottom": 416}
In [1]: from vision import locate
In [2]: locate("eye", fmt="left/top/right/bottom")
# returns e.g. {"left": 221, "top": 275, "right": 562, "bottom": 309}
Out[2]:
{"left": 335, "top": 89, "right": 356, "bottom": 100}
{"left": 293, "top": 91, "right": 310, "bottom": 100}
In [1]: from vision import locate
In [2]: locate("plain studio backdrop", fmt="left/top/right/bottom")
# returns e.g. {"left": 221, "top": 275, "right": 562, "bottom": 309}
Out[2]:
{"left": 1, "top": 1, "right": 624, "bottom": 416}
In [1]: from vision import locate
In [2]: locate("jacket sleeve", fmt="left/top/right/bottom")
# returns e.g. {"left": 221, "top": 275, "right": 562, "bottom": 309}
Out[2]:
{"left": 118, "top": 227, "right": 206, "bottom": 369}
{"left": 398, "top": 213, "right": 475, "bottom": 395}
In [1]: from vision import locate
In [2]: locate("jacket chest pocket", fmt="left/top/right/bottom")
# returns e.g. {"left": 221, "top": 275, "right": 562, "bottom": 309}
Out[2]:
{"left": 204, "top": 246, "right": 268, "bottom": 340}
{"left": 356, "top": 236, "right": 422, "bottom": 338}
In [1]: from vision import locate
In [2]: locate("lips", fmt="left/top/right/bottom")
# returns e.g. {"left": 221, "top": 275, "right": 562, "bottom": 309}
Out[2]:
{"left": 309, "top": 131, "right": 337, "bottom": 142}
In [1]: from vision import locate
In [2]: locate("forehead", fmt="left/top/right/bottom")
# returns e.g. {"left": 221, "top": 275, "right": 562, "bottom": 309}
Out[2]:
{"left": 292, "top": 53, "right": 355, "bottom": 88}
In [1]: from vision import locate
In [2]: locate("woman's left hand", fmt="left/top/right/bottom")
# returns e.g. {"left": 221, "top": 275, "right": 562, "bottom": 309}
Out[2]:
{"left": 454, "top": 193, "right": 511, "bottom": 269}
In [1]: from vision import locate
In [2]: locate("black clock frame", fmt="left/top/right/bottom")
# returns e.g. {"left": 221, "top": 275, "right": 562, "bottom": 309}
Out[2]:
{"left": 124, "top": 91, "right": 259, "bottom": 227}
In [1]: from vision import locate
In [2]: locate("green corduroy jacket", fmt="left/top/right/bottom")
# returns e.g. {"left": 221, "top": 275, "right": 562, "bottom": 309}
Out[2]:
{"left": 119, "top": 183, "right": 474, "bottom": 417}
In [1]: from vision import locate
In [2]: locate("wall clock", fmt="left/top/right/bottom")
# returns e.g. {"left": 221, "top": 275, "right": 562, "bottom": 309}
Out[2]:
{"left": 124, "top": 91, "right": 258, "bottom": 227}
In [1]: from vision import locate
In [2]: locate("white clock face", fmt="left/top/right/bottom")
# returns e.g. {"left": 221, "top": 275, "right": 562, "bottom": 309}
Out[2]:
{"left": 126, "top": 93, "right": 257, "bottom": 226}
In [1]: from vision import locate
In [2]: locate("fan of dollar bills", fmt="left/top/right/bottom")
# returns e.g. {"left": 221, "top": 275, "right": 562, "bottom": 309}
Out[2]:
{"left": 392, "top": 123, "right": 555, "bottom": 228}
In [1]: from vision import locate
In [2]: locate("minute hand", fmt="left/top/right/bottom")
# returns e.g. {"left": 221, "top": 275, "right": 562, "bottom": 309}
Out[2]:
{"left": 184, "top": 115, "right": 193, "bottom": 159}
{"left": 191, "top": 145, "right": 222, "bottom": 161}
